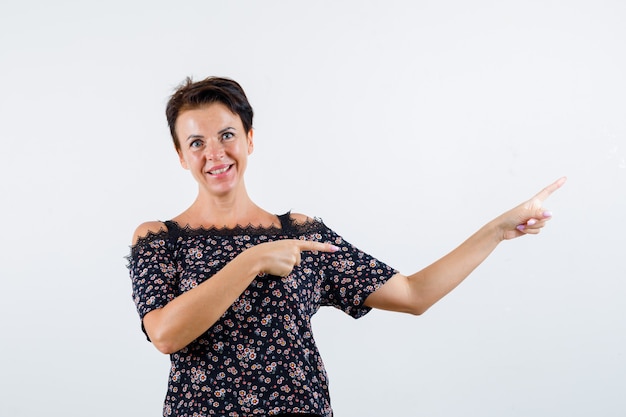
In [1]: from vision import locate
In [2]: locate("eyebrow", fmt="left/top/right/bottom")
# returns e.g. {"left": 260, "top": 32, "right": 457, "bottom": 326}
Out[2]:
{"left": 218, "top": 127, "right": 236, "bottom": 135}
{"left": 185, "top": 127, "right": 236, "bottom": 142}
{"left": 185, "top": 134, "right": 204, "bottom": 142}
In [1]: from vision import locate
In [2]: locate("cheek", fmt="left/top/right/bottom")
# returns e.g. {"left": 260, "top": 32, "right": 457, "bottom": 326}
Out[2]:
{"left": 179, "top": 150, "right": 204, "bottom": 170}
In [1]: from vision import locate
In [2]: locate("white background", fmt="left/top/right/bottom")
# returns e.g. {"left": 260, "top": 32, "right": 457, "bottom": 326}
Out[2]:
{"left": 1, "top": 1, "right": 625, "bottom": 416}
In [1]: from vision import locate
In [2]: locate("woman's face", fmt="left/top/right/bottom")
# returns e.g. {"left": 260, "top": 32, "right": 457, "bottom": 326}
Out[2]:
{"left": 175, "top": 102, "right": 254, "bottom": 197}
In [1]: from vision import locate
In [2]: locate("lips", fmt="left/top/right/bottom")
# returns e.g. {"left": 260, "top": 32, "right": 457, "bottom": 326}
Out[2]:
{"left": 207, "top": 164, "right": 232, "bottom": 175}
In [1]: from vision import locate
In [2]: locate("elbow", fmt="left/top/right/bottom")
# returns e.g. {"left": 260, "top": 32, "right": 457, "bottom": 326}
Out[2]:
{"left": 150, "top": 331, "right": 182, "bottom": 355}
{"left": 143, "top": 310, "right": 187, "bottom": 354}
{"left": 407, "top": 304, "right": 429, "bottom": 316}
{"left": 144, "top": 319, "right": 183, "bottom": 355}
{"left": 152, "top": 339, "right": 176, "bottom": 355}
{"left": 405, "top": 296, "right": 434, "bottom": 316}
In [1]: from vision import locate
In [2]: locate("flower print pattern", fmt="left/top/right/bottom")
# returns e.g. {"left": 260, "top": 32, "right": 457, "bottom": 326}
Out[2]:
{"left": 127, "top": 214, "right": 396, "bottom": 417}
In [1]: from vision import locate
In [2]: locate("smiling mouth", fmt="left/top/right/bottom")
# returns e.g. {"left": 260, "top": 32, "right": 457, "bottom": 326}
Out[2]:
{"left": 208, "top": 165, "right": 232, "bottom": 175}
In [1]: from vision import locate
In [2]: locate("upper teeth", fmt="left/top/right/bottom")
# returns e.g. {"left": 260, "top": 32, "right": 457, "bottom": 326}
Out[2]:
{"left": 209, "top": 166, "right": 229, "bottom": 175}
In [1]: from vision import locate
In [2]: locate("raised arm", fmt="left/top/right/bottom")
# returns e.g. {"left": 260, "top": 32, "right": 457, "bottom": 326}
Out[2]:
{"left": 364, "top": 177, "right": 567, "bottom": 315}
{"left": 132, "top": 227, "right": 338, "bottom": 354}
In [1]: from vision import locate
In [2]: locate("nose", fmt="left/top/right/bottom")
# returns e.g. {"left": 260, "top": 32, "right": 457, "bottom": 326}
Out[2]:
{"left": 205, "top": 139, "right": 225, "bottom": 160}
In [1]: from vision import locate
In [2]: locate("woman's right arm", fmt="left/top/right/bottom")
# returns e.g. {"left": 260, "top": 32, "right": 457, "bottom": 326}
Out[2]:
{"left": 133, "top": 222, "right": 337, "bottom": 354}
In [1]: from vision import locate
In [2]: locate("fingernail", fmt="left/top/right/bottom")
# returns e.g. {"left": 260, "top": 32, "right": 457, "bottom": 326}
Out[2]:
{"left": 330, "top": 245, "right": 340, "bottom": 252}
{"left": 527, "top": 219, "right": 537, "bottom": 226}
{"left": 516, "top": 225, "right": 525, "bottom": 232}
{"left": 543, "top": 210, "right": 552, "bottom": 218}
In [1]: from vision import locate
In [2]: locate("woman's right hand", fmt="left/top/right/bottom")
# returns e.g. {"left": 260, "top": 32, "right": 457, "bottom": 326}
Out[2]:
{"left": 245, "top": 239, "right": 340, "bottom": 278}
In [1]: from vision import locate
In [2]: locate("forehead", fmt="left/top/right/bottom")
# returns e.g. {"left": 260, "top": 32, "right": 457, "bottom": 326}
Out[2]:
{"left": 176, "top": 102, "right": 242, "bottom": 133}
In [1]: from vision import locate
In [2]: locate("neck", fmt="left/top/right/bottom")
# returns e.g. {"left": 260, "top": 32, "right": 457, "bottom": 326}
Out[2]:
{"left": 182, "top": 184, "right": 269, "bottom": 228}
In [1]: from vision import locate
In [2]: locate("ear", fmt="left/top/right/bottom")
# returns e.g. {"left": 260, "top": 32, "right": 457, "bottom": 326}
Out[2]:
{"left": 247, "top": 129, "right": 254, "bottom": 155}
{"left": 177, "top": 148, "right": 189, "bottom": 170}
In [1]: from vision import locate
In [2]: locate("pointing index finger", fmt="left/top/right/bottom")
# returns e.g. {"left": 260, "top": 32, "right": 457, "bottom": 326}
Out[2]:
{"left": 296, "top": 240, "right": 340, "bottom": 253}
{"left": 534, "top": 176, "right": 567, "bottom": 202}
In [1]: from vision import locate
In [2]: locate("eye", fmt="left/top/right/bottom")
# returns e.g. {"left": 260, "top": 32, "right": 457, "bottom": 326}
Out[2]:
{"left": 190, "top": 139, "right": 204, "bottom": 149}
{"left": 221, "top": 131, "right": 235, "bottom": 141}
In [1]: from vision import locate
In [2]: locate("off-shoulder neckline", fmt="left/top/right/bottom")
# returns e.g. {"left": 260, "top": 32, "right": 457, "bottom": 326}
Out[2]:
{"left": 131, "top": 213, "right": 325, "bottom": 248}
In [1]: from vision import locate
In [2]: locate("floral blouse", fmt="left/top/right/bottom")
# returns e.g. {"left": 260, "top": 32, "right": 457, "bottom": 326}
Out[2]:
{"left": 128, "top": 213, "right": 397, "bottom": 417}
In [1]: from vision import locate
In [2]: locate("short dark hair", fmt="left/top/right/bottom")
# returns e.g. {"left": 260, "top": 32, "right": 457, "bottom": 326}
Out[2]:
{"left": 165, "top": 76, "right": 254, "bottom": 151}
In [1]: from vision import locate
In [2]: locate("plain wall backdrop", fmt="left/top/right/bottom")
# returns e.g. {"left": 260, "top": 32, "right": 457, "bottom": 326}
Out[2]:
{"left": 1, "top": 1, "right": 625, "bottom": 416}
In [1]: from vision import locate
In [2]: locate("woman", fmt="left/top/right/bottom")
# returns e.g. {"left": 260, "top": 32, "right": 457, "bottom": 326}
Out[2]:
{"left": 128, "top": 76, "right": 566, "bottom": 417}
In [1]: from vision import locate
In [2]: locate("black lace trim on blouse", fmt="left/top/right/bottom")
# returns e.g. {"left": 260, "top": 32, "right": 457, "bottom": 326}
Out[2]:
{"left": 130, "top": 212, "right": 326, "bottom": 251}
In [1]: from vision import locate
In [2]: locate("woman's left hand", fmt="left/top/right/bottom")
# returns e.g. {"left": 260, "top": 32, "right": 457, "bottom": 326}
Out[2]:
{"left": 497, "top": 176, "right": 567, "bottom": 240}
{"left": 366, "top": 176, "right": 567, "bottom": 315}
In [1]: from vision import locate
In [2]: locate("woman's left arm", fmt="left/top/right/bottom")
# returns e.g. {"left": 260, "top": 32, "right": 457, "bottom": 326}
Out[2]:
{"left": 364, "top": 177, "right": 567, "bottom": 315}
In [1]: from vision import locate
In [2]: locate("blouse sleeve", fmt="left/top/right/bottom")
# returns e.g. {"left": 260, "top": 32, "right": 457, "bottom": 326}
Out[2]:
{"left": 127, "top": 234, "right": 179, "bottom": 337}
{"left": 317, "top": 224, "right": 397, "bottom": 319}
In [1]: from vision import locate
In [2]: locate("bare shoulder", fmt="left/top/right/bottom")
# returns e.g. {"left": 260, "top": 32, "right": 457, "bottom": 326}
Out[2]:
{"left": 132, "top": 221, "right": 167, "bottom": 245}
{"left": 289, "top": 212, "right": 316, "bottom": 224}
